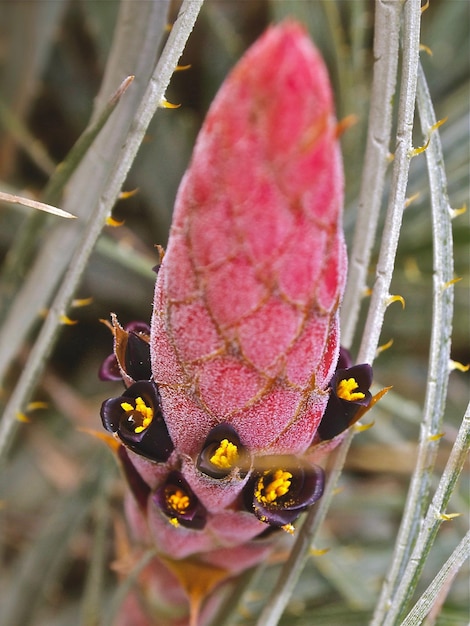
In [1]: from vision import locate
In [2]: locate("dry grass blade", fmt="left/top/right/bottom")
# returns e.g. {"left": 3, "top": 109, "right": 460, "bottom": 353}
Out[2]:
{"left": 0, "top": 191, "right": 75, "bottom": 219}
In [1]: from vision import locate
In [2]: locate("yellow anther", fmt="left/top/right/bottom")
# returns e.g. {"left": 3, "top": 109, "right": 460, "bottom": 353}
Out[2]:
{"left": 310, "top": 547, "right": 330, "bottom": 556}
{"left": 209, "top": 439, "right": 239, "bottom": 470}
{"left": 167, "top": 489, "right": 190, "bottom": 514}
{"left": 337, "top": 378, "right": 365, "bottom": 402}
{"left": 257, "top": 470, "right": 293, "bottom": 504}
{"left": 120, "top": 396, "right": 154, "bottom": 433}
{"left": 282, "top": 523, "right": 295, "bottom": 535}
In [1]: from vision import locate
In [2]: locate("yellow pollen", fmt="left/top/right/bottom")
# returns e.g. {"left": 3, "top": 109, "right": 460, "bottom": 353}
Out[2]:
{"left": 209, "top": 439, "right": 239, "bottom": 469}
{"left": 337, "top": 378, "right": 365, "bottom": 402}
{"left": 256, "top": 469, "right": 293, "bottom": 504}
{"left": 120, "top": 396, "right": 154, "bottom": 433}
{"left": 167, "top": 488, "right": 190, "bottom": 514}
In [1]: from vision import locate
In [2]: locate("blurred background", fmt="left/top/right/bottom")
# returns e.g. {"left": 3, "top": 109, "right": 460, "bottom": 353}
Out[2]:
{"left": 0, "top": 1, "right": 468, "bottom": 624}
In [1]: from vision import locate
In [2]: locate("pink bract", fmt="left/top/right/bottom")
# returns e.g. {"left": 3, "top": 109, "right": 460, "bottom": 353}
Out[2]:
{"left": 151, "top": 22, "right": 346, "bottom": 461}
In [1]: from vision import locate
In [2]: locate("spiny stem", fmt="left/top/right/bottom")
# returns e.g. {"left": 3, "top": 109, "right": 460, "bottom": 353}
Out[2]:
{"left": 387, "top": 402, "right": 470, "bottom": 625}
{"left": 372, "top": 58, "right": 457, "bottom": 626}
{"left": 340, "top": 0, "right": 402, "bottom": 348}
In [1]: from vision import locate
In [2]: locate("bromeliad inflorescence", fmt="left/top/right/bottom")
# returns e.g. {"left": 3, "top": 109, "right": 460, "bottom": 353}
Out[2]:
{"left": 99, "top": 22, "right": 374, "bottom": 626}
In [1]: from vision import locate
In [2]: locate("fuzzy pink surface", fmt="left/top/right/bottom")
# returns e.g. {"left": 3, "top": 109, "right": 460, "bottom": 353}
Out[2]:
{"left": 151, "top": 23, "right": 346, "bottom": 464}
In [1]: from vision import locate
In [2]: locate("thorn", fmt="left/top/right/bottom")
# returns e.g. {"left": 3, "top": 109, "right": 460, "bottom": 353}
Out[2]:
{"left": 419, "top": 43, "right": 433, "bottom": 56}
{"left": 27, "top": 401, "right": 48, "bottom": 411}
{"left": 386, "top": 294, "right": 406, "bottom": 309}
{"left": 59, "top": 315, "right": 78, "bottom": 325}
{"left": 410, "top": 117, "right": 447, "bottom": 157}
{"left": 119, "top": 188, "right": 139, "bottom": 200}
{"left": 310, "top": 547, "right": 330, "bottom": 556}
{"left": 405, "top": 192, "right": 420, "bottom": 208}
{"left": 78, "top": 427, "right": 121, "bottom": 452}
{"left": 175, "top": 64, "right": 191, "bottom": 72}
{"left": 427, "top": 432, "right": 444, "bottom": 442}
{"left": 421, "top": 0, "right": 430, "bottom": 13}
{"left": 16, "top": 412, "right": 31, "bottom": 423}
{"left": 106, "top": 216, "right": 125, "bottom": 227}
{"left": 442, "top": 277, "right": 462, "bottom": 290}
{"left": 72, "top": 297, "right": 93, "bottom": 308}
{"left": 159, "top": 97, "right": 181, "bottom": 109}
{"left": 335, "top": 114, "right": 358, "bottom": 138}
{"left": 450, "top": 203, "right": 466, "bottom": 219}
{"left": 449, "top": 360, "right": 469, "bottom": 373}
{"left": 376, "top": 339, "right": 393, "bottom": 356}
{"left": 404, "top": 257, "right": 422, "bottom": 282}
{"left": 410, "top": 136, "right": 430, "bottom": 157}
{"left": 439, "top": 512, "right": 462, "bottom": 521}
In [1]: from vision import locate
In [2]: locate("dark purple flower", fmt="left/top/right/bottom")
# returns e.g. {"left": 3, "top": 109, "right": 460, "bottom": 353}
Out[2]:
{"left": 244, "top": 456, "right": 324, "bottom": 528}
{"left": 99, "top": 352, "right": 122, "bottom": 381}
{"left": 318, "top": 363, "right": 373, "bottom": 440}
{"left": 99, "top": 318, "right": 151, "bottom": 384}
{"left": 153, "top": 471, "right": 207, "bottom": 530}
{"left": 197, "top": 424, "right": 250, "bottom": 479}
{"left": 100, "top": 380, "right": 174, "bottom": 462}
{"left": 117, "top": 445, "right": 151, "bottom": 510}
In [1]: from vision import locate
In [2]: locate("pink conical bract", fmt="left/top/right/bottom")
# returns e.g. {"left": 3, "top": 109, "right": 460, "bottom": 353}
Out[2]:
{"left": 151, "top": 22, "right": 346, "bottom": 466}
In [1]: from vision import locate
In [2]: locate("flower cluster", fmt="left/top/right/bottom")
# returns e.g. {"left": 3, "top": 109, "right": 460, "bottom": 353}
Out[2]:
{"left": 98, "top": 22, "right": 374, "bottom": 625}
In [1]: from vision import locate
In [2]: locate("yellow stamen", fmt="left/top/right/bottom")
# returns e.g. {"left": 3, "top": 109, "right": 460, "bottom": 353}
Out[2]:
{"left": 282, "top": 524, "right": 295, "bottom": 535}
{"left": 337, "top": 378, "right": 365, "bottom": 402}
{"left": 256, "top": 470, "right": 292, "bottom": 504}
{"left": 120, "top": 396, "right": 153, "bottom": 433}
{"left": 209, "top": 439, "right": 239, "bottom": 470}
{"left": 167, "top": 489, "right": 190, "bottom": 514}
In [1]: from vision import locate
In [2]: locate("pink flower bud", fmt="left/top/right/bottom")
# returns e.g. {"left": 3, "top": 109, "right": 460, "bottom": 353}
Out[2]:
{"left": 102, "top": 21, "right": 353, "bottom": 625}
{"left": 151, "top": 22, "right": 346, "bottom": 467}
